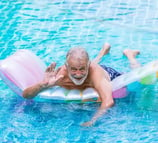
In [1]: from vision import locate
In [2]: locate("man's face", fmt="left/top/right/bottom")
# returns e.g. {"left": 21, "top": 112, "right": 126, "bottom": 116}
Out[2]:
{"left": 66, "top": 58, "right": 89, "bottom": 85}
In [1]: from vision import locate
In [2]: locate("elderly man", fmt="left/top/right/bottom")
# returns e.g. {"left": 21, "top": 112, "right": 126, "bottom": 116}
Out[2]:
{"left": 23, "top": 43, "right": 140, "bottom": 126}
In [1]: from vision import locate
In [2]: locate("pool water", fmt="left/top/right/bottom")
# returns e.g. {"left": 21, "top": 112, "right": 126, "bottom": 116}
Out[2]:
{"left": 0, "top": 0, "right": 158, "bottom": 142}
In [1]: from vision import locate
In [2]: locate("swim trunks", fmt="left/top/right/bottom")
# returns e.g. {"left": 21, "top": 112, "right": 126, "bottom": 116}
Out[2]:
{"left": 100, "top": 65, "right": 122, "bottom": 81}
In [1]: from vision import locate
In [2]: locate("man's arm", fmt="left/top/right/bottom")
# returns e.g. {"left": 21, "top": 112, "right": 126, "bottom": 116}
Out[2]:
{"left": 90, "top": 79, "right": 113, "bottom": 124}
{"left": 82, "top": 65, "right": 114, "bottom": 126}
{"left": 23, "top": 63, "right": 64, "bottom": 99}
{"left": 23, "top": 82, "right": 50, "bottom": 99}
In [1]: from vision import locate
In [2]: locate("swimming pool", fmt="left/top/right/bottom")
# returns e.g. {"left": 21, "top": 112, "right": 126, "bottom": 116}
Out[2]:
{"left": 0, "top": 0, "right": 158, "bottom": 142}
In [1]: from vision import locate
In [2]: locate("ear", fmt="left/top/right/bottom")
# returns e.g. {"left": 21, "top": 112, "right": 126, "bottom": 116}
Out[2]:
{"left": 65, "top": 62, "right": 68, "bottom": 67}
{"left": 87, "top": 61, "right": 91, "bottom": 68}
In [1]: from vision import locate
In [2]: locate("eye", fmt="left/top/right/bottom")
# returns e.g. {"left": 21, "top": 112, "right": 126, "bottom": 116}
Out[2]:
{"left": 70, "top": 67, "right": 77, "bottom": 72}
{"left": 79, "top": 67, "right": 85, "bottom": 72}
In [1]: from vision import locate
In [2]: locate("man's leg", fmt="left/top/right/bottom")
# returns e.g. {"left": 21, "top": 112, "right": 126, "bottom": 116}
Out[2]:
{"left": 123, "top": 49, "right": 140, "bottom": 69}
{"left": 93, "top": 43, "right": 111, "bottom": 64}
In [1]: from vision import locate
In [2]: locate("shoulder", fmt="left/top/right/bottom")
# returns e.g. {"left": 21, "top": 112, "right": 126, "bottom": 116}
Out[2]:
{"left": 89, "top": 62, "right": 110, "bottom": 81}
{"left": 90, "top": 62, "right": 103, "bottom": 71}
{"left": 89, "top": 62, "right": 105, "bottom": 75}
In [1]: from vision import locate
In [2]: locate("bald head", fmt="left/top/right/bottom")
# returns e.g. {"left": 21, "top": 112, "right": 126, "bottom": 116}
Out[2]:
{"left": 66, "top": 47, "right": 89, "bottom": 63}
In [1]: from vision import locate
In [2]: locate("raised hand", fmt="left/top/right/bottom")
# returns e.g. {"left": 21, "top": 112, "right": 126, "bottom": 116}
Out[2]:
{"left": 42, "top": 62, "right": 64, "bottom": 88}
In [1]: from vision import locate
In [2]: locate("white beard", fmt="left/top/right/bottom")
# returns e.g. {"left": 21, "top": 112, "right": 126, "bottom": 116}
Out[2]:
{"left": 68, "top": 72, "right": 88, "bottom": 85}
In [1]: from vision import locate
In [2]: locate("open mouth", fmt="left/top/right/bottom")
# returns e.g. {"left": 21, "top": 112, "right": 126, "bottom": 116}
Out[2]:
{"left": 74, "top": 77, "right": 82, "bottom": 80}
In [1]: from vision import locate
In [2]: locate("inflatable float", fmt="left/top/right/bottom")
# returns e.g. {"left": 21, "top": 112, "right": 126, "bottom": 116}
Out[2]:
{"left": 0, "top": 50, "right": 158, "bottom": 102}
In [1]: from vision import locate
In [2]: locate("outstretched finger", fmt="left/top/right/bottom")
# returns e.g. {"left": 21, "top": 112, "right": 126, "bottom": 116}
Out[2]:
{"left": 50, "top": 62, "right": 56, "bottom": 71}
{"left": 46, "top": 62, "right": 56, "bottom": 72}
{"left": 45, "top": 65, "right": 50, "bottom": 72}
{"left": 54, "top": 66, "right": 61, "bottom": 75}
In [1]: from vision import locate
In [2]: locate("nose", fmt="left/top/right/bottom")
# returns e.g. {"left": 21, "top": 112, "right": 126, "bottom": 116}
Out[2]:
{"left": 74, "top": 70, "right": 83, "bottom": 76}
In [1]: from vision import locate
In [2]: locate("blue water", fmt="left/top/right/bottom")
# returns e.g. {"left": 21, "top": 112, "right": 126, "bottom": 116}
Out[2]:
{"left": 0, "top": 0, "right": 158, "bottom": 142}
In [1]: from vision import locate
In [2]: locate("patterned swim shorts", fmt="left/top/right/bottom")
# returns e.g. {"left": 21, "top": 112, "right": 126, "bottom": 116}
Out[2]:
{"left": 100, "top": 65, "right": 122, "bottom": 81}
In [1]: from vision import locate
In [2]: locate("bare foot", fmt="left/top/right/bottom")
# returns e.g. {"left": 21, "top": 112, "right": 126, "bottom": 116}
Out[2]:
{"left": 123, "top": 49, "right": 140, "bottom": 68}
{"left": 123, "top": 49, "right": 140, "bottom": 59}
{"left": 93, "top": 43, "right": 111, "bottom": 63}
{"left": 99, "top": 43, "right": 111, "bottom": 57}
